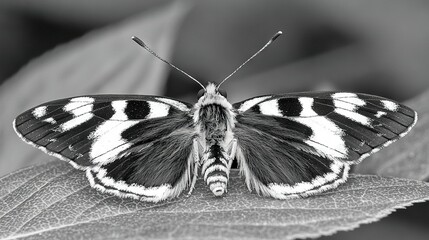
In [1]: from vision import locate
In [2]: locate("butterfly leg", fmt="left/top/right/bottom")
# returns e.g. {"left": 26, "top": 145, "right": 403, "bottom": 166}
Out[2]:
{"left": 187, "top": 138, "right": 201, "bottom": 196}
{"left": 227, "top": 139, "right": 237, "bottom": 172}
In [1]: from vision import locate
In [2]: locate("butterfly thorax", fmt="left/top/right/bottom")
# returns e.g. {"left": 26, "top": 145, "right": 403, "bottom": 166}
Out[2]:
{"left": 194, "top": 83, "right": 236, "bottom": 196}
{"left": 199, "top": 104, "right": 229, "bottom": 143}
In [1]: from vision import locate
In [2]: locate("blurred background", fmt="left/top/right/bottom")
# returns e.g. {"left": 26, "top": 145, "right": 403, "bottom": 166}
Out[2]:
{"left": 0, "top": 0, "right": 428, "bottom": 239}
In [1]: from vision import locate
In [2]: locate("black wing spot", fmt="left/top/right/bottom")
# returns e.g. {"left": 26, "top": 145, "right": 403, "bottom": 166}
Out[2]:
{"left": 124, "top": 101, "right": 150, "bottom": 119}
{"left": 277, "top": 98, "right": 303, "bottom": 117}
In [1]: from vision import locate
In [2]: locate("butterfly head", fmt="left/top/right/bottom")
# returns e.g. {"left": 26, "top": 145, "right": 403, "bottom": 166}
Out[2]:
{"left": 194, "top": 82, "right": 236, "bottom": 133}
{"left": 196, "top": 83, "right": 229, "bottom": 107}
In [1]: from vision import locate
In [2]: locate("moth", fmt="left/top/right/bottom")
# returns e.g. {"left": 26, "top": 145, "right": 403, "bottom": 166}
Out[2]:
{"left": 13, "top": 32, "right": 417, "bottom": 202}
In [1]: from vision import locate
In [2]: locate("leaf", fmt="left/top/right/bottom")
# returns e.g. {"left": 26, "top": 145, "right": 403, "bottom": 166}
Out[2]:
{"left": 0, "top": 0, "right": 173, "bottom": 26}
{"left": 0, "top": 1, "right": 191, "bottom": 176}
{"left": 354, "top": 89, "right": 429, "bottom": 181}
{"left": 1, "top": 161, "right": 429, "bottom": 240}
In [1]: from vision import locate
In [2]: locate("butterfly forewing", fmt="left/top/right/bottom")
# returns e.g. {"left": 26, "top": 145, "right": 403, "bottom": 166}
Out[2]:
{"left": 232, "top": 92, "right": 417, "bottom": 198}
{"left": 14, "top": 95, "right": 197, "bottom": 201}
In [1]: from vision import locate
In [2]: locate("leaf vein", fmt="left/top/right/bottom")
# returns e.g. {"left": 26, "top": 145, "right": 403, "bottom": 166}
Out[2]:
{"left": 0, "top": 164, "right": 73, "bottom": 220}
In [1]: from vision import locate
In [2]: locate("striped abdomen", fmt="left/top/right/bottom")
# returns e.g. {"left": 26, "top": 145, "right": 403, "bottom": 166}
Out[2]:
{"left": 202, "top": 144, "right": 229, "bottom": 196}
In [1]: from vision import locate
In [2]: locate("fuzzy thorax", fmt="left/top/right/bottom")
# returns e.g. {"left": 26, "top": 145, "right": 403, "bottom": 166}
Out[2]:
{"left": 193, "top": 83, "right": 235, "bottom": 126}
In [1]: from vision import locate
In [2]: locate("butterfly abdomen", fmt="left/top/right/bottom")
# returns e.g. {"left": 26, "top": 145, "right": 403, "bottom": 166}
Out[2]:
{"left": 196, "top": 100, "right": 235, "bottom": 196}
{"left": 202, "top": 144, "right": 229, "bottom": 196}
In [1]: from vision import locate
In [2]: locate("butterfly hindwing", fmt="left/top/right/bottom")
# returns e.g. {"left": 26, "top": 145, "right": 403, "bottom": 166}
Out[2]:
{"left": 232, "top": 92, "right": 417, "bottom": 198}
{"left": 14, "top": 95, "right": 197, "bottom": 201}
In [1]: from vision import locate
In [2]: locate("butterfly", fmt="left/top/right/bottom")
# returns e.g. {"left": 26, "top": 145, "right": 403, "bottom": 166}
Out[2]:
{"left": 13, "top": 32, "right": 417, "bottom": 202}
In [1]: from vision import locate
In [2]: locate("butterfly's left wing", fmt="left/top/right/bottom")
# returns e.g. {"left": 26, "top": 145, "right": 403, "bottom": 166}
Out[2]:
{"left": 14, "top": 95, "right": 197, "bottom": 202}
{"left": 232, "top": 92, "right": 417, "bottom": 199}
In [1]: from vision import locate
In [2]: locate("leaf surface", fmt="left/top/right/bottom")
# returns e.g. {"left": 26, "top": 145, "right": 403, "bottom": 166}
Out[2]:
{"left": 1, "top": 161, "right": 429, "bottom": 240}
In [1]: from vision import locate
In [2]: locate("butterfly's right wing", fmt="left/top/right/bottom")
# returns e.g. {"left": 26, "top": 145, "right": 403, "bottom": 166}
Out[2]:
{"left": 14, "top": 95, "right": 198, "bottom": 202}
{"left": 232, "top": 92, "right": 417, "bottom": 199}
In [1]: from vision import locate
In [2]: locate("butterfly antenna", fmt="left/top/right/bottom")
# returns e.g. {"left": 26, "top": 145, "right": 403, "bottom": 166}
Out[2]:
{"left": 132, "top": 36, "right": 206, "bottom": 90}
{"left": 216, "top": 31, "right": 283, "bottom": 90}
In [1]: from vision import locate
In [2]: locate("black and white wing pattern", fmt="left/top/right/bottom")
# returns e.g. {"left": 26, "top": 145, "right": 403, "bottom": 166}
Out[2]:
{"left": 14, "top": 95, "right": 197, "bottom": 202}
{"left": 232, "top": 92, "right": 417, "bottom": 199}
